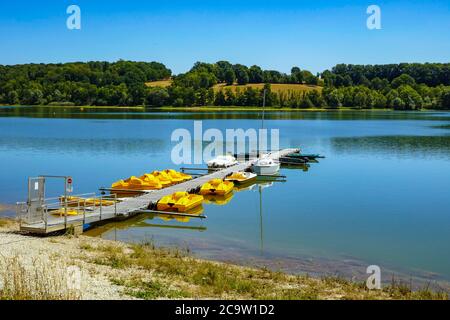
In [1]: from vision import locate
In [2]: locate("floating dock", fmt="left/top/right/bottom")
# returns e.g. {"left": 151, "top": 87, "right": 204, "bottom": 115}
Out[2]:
{"left": 17, "top": 148, "right": 299, "bottom": 234}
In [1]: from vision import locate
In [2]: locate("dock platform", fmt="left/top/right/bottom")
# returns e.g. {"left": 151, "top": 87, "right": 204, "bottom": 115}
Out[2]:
{"left": 18, "top": 148, "right": 299, "bottom": 234}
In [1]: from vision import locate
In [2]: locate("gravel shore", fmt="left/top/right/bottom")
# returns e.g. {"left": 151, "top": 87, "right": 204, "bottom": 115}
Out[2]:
{"left": 0, "top": 219, "right": 132, "bottom": 300}
{"left": 0, "top": 218, "right": 446, "bottom": 300}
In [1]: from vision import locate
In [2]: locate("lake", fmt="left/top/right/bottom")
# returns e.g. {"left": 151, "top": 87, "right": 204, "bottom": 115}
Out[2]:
{"left": 1, "top": 106, "right": 449, "bottom": 288}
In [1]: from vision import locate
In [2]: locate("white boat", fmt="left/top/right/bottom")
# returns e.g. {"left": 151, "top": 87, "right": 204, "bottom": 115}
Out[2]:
{"left": 207, "top": 155, "right": 238, "bottom": 168}
{"left": 251, "top": 158, "right": 280, "bottom": 175}
{"left": 224, "top": 171, "right": 258, "bottom": 185}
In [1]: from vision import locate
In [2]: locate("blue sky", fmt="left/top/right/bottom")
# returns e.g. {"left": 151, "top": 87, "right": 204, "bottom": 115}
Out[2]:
{"left": 0, "top": 0, "right": 449, "bottom": 74}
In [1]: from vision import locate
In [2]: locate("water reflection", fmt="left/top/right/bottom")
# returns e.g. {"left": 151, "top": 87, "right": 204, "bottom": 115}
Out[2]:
{"left": 0, "top": 136, "right": 167, "bottom": 155}
{"left": 2, "top": 106, "right": 450, "bottom": 121}
{"left": 331, "top": 135, "right": 450, "bottom": 159}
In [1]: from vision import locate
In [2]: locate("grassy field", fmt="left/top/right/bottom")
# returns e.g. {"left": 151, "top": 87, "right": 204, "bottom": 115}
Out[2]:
{"left": 213, "top": 83, "right": 322, "bottom": 93}
{"left": 145, "top": 79, "right": 173, "bottom": 88}
{"left": 145, "top": 79, "right": 322, "bottom": 93}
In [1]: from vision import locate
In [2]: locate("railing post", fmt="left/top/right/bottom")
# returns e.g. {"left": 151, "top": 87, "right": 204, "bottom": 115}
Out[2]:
{"left": 83, "top": 199, "right": 86, "bottom": 225}
{"left": 99, "top": 196, "right": 103, "bottom": 221}
{"left": 44, "top": 205, "right": 48, "bottom": 231}
{"left": 64, "top": 179, "right": 68, "bottom": 229}
{"left": 114, "top": 194, "right": 117, "bottom": 216}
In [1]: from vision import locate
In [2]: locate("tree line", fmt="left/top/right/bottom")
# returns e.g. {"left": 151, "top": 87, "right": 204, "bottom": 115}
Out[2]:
{"left": 0, "top": 60, "right": 171, "bottom": 106}
{"left": 0, "top": 60, "right": 449, "bottom": 109}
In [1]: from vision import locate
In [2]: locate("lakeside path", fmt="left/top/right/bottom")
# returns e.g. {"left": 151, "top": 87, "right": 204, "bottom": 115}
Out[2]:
{"left": 0, "top": 218, "right": 446, "bottom": 300}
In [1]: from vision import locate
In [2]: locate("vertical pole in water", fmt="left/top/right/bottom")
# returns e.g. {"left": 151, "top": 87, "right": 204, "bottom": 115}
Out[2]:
{"left": 259, "top": 184, "right": 264, "bottom": 254}
{"left": 262, "top": 89, "right": 266, "bottom": 131}
{"left": 114, "top": 194, "right": 117, "bottom": 217}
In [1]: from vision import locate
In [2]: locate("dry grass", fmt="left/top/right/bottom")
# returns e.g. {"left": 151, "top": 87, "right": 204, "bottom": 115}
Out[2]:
{"left": 213, "top": 83, "right": 322, "bottom": 94}
{"left": 0, "top": 255, "right": 81, "bottom": 300}
{"left": 0, "top": 217, "right": 15, "bottom": 229}
{"left": 145, "top": 80, "right": 322, "bottom": 95}
{"left": 145, "top": 79, "right": 173, "bottom": 88}
{"left": 84, "top": 242, "right": 448, "bottom": 300}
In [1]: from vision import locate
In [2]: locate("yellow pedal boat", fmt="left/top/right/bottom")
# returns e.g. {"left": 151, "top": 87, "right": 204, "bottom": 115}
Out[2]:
{"left": 51, "top": 208, "right": 81, "bottom": 216}
{"left": 112, "top": 176, "right": 161, "bottom": 191}
{"left": 163, "top": 169, "right": 192, "bottom": 183}
{"left": 60, "top": 196, "right": 116, "bottom": 207}
{"left": 157, "top": 191, "right": 203, "bottom": 212}
{"left": 150, "top": 171, "right": 174, "bottom": 186}
{"left": 139, "top": 174, "right": 165, "bottom": 189}
{"left": 199, "top": 179, "right": 234, "bottom": 196}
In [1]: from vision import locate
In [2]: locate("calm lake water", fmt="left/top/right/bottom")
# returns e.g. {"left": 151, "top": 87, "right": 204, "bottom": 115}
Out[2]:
{"left": 1, "top": 106, "right": 449, "bottom": 287}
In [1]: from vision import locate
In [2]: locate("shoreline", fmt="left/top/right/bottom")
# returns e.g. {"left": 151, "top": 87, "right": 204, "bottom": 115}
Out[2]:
{"left": 0, "top": 218, "right": 447, "bottom": 300}
{"left": 2, "top": 105, "right": 449, "bottom": 112}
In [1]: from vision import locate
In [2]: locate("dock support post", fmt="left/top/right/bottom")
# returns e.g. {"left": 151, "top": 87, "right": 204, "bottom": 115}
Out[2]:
{"left": 73, "top": 222, "right": 83, "bottom": 236}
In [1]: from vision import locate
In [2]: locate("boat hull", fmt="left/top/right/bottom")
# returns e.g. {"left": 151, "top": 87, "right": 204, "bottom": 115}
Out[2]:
{"left": 252, "top": 163, "right": 280, "bottom": 175}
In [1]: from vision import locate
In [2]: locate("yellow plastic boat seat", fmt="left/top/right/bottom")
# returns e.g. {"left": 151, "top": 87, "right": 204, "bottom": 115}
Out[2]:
{"left": 200, "top": 179, "right": 234, "bottom": 196}
{"left": 85, "top": 198, "right": 116, "bottom": 207}
{"left": 151, "top": 171, "right": 173, "bottom": 186}
{"left": 123, "top": 176, "right": 162, "bottom": 190}
{"left": 174, "top": 194, "right": 204, "bottom": 211}
{"left": 111, "top": 179, "right": 129, "bottom": 189}
{"left": 157, "top": 191, "right": 189, "bottom": 211}
{"left": 139, "top": 174, "right": 164, "bottom": 189}
{"left": 60, "top": 196, "right": 115, "bottom": 207}
{"left": 51, "top": 208, "right": 80, "bottom": 216}
{"left": 228, "top": 172, "right": 246, "bottom": 181}
{"left": 163, "top": 169, "right": 185, "bottom": 183}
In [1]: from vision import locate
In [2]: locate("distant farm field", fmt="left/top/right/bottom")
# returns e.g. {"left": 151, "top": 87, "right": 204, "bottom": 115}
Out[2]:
{"left": 145, "top": 79, "right": 173, "bottom": 88}
{"left": 213, "top": 83, "right": 322, "bottom": 93}
{"left": 146, "top": 80, "right": 322, "bottom": 93}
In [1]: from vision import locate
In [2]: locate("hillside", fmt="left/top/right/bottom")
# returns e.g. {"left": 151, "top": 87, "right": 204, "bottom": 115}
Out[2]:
{"left": 146, "top": 79, "right": 322, "bottom": 93}
{"left": 213, "top": 83, "right": 322, "bottom": 93}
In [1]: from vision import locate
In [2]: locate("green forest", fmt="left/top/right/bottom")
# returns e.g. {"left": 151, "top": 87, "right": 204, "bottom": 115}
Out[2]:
{"left": 0, "top": 60, "right": 449, "bottom": 110}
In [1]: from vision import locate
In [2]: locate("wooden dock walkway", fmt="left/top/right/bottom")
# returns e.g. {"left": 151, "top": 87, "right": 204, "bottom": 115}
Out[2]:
{"left": 19, "top": 148, "right": 298, "bottom": 234}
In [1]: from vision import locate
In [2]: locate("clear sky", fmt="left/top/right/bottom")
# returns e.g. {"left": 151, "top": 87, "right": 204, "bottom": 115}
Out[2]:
{"left": 0, "top": 0, "right": 449, "bottom": 74}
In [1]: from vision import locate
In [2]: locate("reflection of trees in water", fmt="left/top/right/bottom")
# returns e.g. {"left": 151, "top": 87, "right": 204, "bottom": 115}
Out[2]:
{"left": 0, "top": 137, "right": 168, "bottom": 155}
{"left": 2, "top": 107, "right": 450, "bottom": 121}
{"left": 331, "top": 135, "right": 450, "bottom": 159}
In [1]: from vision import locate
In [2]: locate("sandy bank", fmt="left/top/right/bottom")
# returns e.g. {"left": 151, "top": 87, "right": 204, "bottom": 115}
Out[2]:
{"left": 0, "top": 218, "right": 446, "bottom": 300}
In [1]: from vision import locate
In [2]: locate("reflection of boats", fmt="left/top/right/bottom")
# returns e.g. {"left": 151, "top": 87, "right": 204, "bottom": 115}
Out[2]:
{"left": 225, "top": 171, "right": 257, "bottom": 185}
{"left": 199, "top": 179, "right": 234, "bottom": 196}
{"left": 84, "top": 212, "right": 206, "bottom": 238}
{"left": 156, "top": 191, "right": 203, "bottom": 212}
{"left": 251, "top": 157, "right": 280, "bottom": 175}
{"left": 259, "top": 181, "right": 274, "bottom": 190}
{"left": 207, "top": 155, "right": 238, "bottom": 168}
{"left": 156, "top": 205, "right": 204, "bottom": 223}
{"left": 203, "top": 192, "right": 234, "bottom": 206}
{"left": 234, "top": 183, "right": 257, "bottom": 192}
{"left": 281, "top": 163, "right": 310, "bottom": 172}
